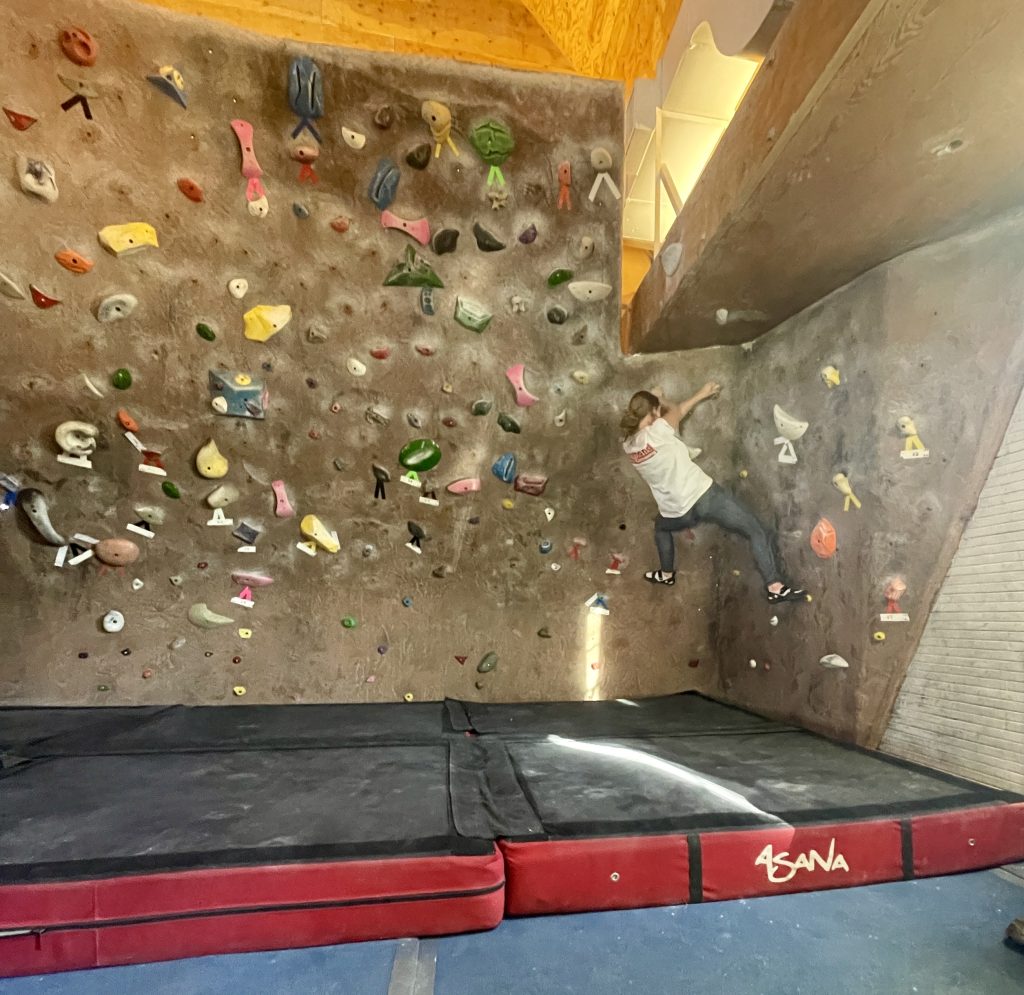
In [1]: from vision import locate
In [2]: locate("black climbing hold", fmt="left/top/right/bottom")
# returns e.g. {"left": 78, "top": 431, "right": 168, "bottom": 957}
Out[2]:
{"left": 468, "top": 516, "right": 480, "bottom": 525}
{"left": 497, "top": 413, "right": 521, "bottom": 434}
{"left": 292, "top": 202, "right": 310, "bottom": 219}
{"left": 547, "top": 306, "right": 568, "bottom": 325}
{"left": 408, "top": 520, "right": 426, "bottom": 541}
{"left": 474, "top": 223, "right": 505, "bottom": 252}
{"left": 406, "top": 144, "right": 431, "bottom": 170}
{"left": 471, "top": 399, "right": 493, "bottom": 416}
{"left": 432, "top": 228, "right": 459, "bottom": 255}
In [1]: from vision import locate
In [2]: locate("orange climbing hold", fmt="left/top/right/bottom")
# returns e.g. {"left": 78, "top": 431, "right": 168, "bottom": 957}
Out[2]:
{"left": 117, "top": 408, "right": 140, "bottom": 432}
{"left": 810, "top": 517, "right": 837, "bottom": 559}
{"left": 177, "top": 177, "right": 204, "bottom": 203}
{"left": 55, "top": 249, "right": 94, "bottom": 273}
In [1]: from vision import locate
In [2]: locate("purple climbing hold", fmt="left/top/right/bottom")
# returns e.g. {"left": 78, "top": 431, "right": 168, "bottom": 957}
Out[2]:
{"left": 518, "top": 224, "right": 538, "bottom": 245}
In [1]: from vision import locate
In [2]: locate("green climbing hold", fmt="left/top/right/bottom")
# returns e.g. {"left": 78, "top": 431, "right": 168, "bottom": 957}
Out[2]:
{"left": 112, "top": 368, "right": 132, "bottom": 390}
{"left": 454, "top": 296, "right": 492, "bottom": 333}
{"left": 469, "top": 120, "right": 514, "bottom": 166}
{"left": 97, "top": 684, "right": 110, "bottom": 692}
{"left": 342, "top": 616, "right": 358, "bottom": 629}
{"left": 384, "top": 245, "right": 444, "bottom": 288}
{"left": 497, "top": 413, "right": 521, "bottom": 434}
{"left": 477, "top": 651, "right": 498, "bottom": 674}
{"left": 471, "top": 399, "right": 493, "bottom": 416}
{"left": 161, "top": 480, "right": 181, "bottom": 500}
{"left": 196, "top": 322, "right": 216, "bottom": 341}
{"left": 548, "top": 268, "right": 574, "bottom": 287}
{"left": 400, "top": 438, "right": 442, "bottom": 472}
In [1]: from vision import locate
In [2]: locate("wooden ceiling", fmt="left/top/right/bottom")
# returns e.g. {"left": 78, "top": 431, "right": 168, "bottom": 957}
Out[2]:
{"left": 136, "top": 0, "right": 683, "bottom": 80}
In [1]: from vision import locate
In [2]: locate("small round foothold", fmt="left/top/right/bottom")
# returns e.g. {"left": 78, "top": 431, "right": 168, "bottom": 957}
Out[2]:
{"left": 205, "top": 652, "right": 213, "bottom": 658}
{"left": 78, "top": 651, "right": 89, "bottom": 659}
{"left": 739, "top": 470, "right": 749, "bottom": 479}
{"left": 169, "top": 575, "right": 183, "bottom": 586}
{"left": 732, "top": 570, "right": 741, "bottom": 577}
{"left": 102, "top": 610, "right": 125, "bottom": 633}
{"left": 292, "top": 202, "right": 310, "bottom": 219}
{"left": 403, "top": 692, "right": 415, "bottom": 702}
{"left": 197, "top": 561, "right": 208, "bottom": 570}
{"left": 121, "top": 648, "right": 131, "bottom": 657}
{"left": 60, "top": 26, "right": 98, "bottom": 67}
{"left": 547, "top": 306, "right": 568, "bottom": 325}
{"left": 539, "top": 540, "right": 552, "bottom": 554}
{"left": 142, "top": 668, "right": 153, "bottom": 679}
{"left": 228, "top": 278, "right": 249, "bottom": 299}
{"left": 238, "top": 628, "right": 252, "bottom": 639}
{"left": 402, "top": 596, "right": 413, "bottom": 607}
{"left": 442, "top": 417, "right": 457, "bottom": 428}
{"left": 342, "top": 616, "right": 358, "bottom": 629}
{"left": 749, "top": 659, "right": 757, "bottom": 668}
{"left": 610, "top": 871, "right": 620, "bottom": 882}
{"left": 873, "top": 631, "right": 886, "bottom": 642}
{"left": 374, "top": 105, "right": 394, "bottom": 129}
{"left": 196, "top": 322, "right": 216, "bottom": 341}
{"left": 232, "top": 655, "right": 242, "bottom": 664}
{"left": 502, "top": 498, "right": 515, "bottom": 510}
{"left": 233, "top": 686, "right": 246, "bottom": 696}
{"left": 97, "top": 684, "right": 110, "bottom": 692}
{"left": 162, "top": 481, "right": 181, "bottom": 500}
{"left": 442, "top": 382, "right": 454, "bottom": 394}
{"left": 770, "top": 616, "right": 779, "bottom": 627}
{"left": 377, "top": 645, "right": 388, "bottom": 655}
{"left": 111, "top": 368, "right": 132, "bottom": 390}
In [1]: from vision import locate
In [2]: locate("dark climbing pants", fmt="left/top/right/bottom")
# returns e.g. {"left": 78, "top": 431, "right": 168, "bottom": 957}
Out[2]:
{"left": 654, "top": 483, "right": 781, "bottom": 583}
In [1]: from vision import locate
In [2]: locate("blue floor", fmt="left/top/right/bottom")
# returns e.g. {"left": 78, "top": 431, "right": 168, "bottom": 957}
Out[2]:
{"left": 3, "top": 870, "right": 1022, "bottom": 995}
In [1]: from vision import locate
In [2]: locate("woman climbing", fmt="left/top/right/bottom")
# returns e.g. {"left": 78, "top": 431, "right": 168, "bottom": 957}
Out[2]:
{"left": 621, "top": 384, "right": 807, "bottom": 603}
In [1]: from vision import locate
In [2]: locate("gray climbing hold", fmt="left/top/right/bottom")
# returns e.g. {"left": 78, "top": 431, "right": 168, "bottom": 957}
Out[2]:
{"left": 333, "top": 457, "right": 346, "bottom": 472}
{"left": 661, "top": 242, "right": 682, "bottom": 277}
{"left": 574, "top": 236, "right": 595, "bottom": 260}
{"left": 365, "top": 406, "right": 390, "bottom": 427}
{"left": 308, "top": 323, "right": 328, "bottom": 343}
{"left": 571, "top": 324, "right": 588, "bottom": 345}
{"left": 407, "top": 412, "right": 424, "bottom": 429}
{"left": 477, "top": 651, "right": 498, "bottom": 674}
{"left": 292, "top": 202, "right": 310, "bottom": 219}
{"left": 19, "top": 488, "right": 65, "bottom": 545}
{"left": 473, "top": 223, "right": 505, "bottom": 252}
{"left": 372, "top": 463, "right": 391, "bottom": 482}
{"left": 97, "top": 293, "right": 138, "bottom": 323}
{"left": 547, "top": 306, "right": 567, "bottom": 325}
{"left": 432, "top": 228, "right": 459, "bottom": 255}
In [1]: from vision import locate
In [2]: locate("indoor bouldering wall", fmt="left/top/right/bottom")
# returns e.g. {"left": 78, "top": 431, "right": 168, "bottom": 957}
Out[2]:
{"left": 0, "top": 0, "right": 730, "bottom": 705}
{"left": 707, "top": 212, "right": 1024, "bottom": 747}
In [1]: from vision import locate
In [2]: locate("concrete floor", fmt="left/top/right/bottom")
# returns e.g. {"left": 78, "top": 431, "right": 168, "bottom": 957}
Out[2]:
{"left": 2, "top": 870, "right": 1022, "bottom": 995}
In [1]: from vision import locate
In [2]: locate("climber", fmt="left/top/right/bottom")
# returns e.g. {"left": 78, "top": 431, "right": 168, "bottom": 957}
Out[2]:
{"left": 620, "top": 384, "right": 807, "bottom": 604}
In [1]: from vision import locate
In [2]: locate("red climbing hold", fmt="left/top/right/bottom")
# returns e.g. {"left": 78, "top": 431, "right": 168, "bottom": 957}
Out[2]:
{"left": 415, "top": 345, "right": 435, "bottom": 357}
{"left": 455, "top": 656, "right": 467, "bottom": 665}
{"left": 30, "top": 285, "right": 61, "bottom": 309}
{"left": 3, "top": 107, "right": 37, "bottom": 131}
{"left": 177, "top": 177, "right": 204, "bottom": 202}
{"left": 370, "top": 347, "right": 391, "bottom": 360}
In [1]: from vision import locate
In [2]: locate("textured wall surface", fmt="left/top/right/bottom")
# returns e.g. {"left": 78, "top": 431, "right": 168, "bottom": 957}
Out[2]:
{"left": 0, "top": 0, "right": 732, "bottom": 706}
{"left": 709, "top": 213, "right": 1024, "bottom": 746}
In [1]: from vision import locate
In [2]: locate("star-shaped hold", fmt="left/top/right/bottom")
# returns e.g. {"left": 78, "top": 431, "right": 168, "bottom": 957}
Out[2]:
{"left": 488, "top": 186, "right": 509, "bottom": 210}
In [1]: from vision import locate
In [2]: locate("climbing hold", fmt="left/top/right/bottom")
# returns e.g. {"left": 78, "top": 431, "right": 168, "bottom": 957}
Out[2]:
{"left": 196, "top": 322, "right": 217, "bottom": 342}
{"left": 873, "top": 631, "right": 886, "bottom": 642}
{"left": 432, "top": 228, "right": 459, "bottom": 255}
{"left": 544, "top": 507, "right": 555, "bottom": 523}
{"left": 101, "top": 610, "right": 125, "bottom": 633}
{"left": 0, "top": 271, "right": 26, "bottom": 299}
{"left": 514, "top": 474, "right": 547, "bottom": 496}
{"left": 110, "top": 367, "right": 133, "bottom": 390}
{"left": 287, "top": 57, "right": 324, "bottom": 139}
{"left": 270, "top": 479, "right": 295, "bottom": 517}
{"left": 95, "top": 538, "right": 140, "bottom": 567}
{"left": 97, "top": 223, "right": 158, "bottom": 256}
{"left": 292, "top": 202, "right": 310, "bottom": 219}
{"left": 470, "top": 120, "right": 514, "bottom": 184}
{"left": 57, "top": 75, "right": 97, "bottom": 119}
{"left": 773, "top": 405, "right": 808, "bottom": 464}
{"left": 820, "top": 654, "right": 850, "bottom": 670}
{"left": 382, "top": 210, "right": 430, "bottom": 246}
{"left": 505, "top": 363, "right": 539, "bottom": 406}
{"left": 491, "top": 452, "right": 517, "bottom": 483}
{"left": 473, "top": 222, "right": 505, "bottom": 252}
{"left": 547, "top": 306, "right": 568, "bottom": 325}
{"left": 227, "top": 278, "right": 249, "bottom": 300}
{"left": 574, "top": 236, "right": 595, "bottom": 261}
{"left": 30, "top": 285, "right": 61, "bottom": 309}
{"left": 233, "top": 686, "right": 247, "bottom": 697}
{"left": 548, "top": 269, "right": 573, "bottom": 287}
{"left": 19, "top": 489, "right": 65, "bottom": 545}
{"left": 810, "top": 518, "right": 837, "bottom": 559}
{"left": 446, "top": 478, "right": 481, "bottom": 495}
{"left": 739, "top": 470, "right": 749, "bottom": 479}
{"left": 365, "top": 406, "right": 390, "bottom": 427}
{"left": 557, "top": 161, "right": 572, "bottom": 210}
{"left": 403, "top": 692, "right": 415, "bottom": 702}
{"left": 821, "top": 365, "right": 841, "bottom": 388}
{"left": 195, "top": 439, "right": 228, "bottom": 479}
{"left": 518, "top": 224, "right": 538, "bottom": 245}
{"left": 400, "top": 438, "right": 442, "bottom": 472}
{"left": 96, "top": 293, "right": 138, "bottom": 324}
{"left": 832, "top": 472, "right": 862, "bottom": 511}
{"left": 406, "top": 143, "right": 432, "bottom": 170}
{"left": 471, "top": 399, "right": 493, "bottom": 416}
{"left": 509, "top": 295, "right": 528, "bottom": 314}
{"left": 554, "top": 410, "right": 567, "bottom": 428}
{"left": 488, "top": 187, "right": 509, "bottom": 210}
{"left": 568, "top": 281, "right": 612, "bottom": 303}
{"left": 17, "top": 156, "right": 58, "bottom": 203}
{"left": 117, "top": 409, "right": 139, "bottom": 433}
{"left": 177, "top": 177, "right": 204, "bottom": 203}
{"left": 454, "top": 296, "right": 493, "bottom": 333}
{"left": 538, "top": 540, "right": 552, "bottom": 555}
{"left": 497, "top": 413, "right": 521, "bottom": 434}
{"left": 898, "top": 416, "right": 929, "bottom": 459}
{"left": 243, "top": 304, "right": 291, "bottom": 342}
{"left": 374, "top": 105, "right": 394, "bottom": 129}
{"left": 157, "top": 479, "right": 181, "bottom": 501}
{"left": 420, "top": 288, "right": 435, "bottom": 315}
{"left": 406, "top": 520, "right": 427, "bottom": 553}
{"left": 209, "top": 370, "right": 267, "bottom": 418}
{"left": 370, "top": 347, "right": 392, "bottom": 361}
{"left": 421, "top": 100, "right": 459, "bottom": 158}
{"left": 442, "top": 416, "right": 457, "bottom": 428}
{"left": 476, "top": 651, "right": 499, "bottom": 675}
{"left": 368, "top": 158, "right": 401, "bottom": 210}
{"left": 342, "top": 616, "right": 358, "bottom": 629}
{"left": 342, "top": 127, "right": 366, "bottom": 150}
{"left": 300, "top": 514, "right": 339, "bottom": 552}
{"left": 384, "top": 245, "right": 444, "bottom": 288}
{"left": 3, "top": 107, "right": 37, "bottom": 131}
{"left": 147, "top": 65, "right": 188, "bottom": 108}
{"left": 329, "top": 216, "right": 351, "bottom": 235}
{"left": 55, "top": 249, "right": 93, "bottom": 273}
{"left": 206, "top": 484, "right": 239, "bottom": 509}
{"left": 343, "top": 357, "right": 368, "bottom": 378}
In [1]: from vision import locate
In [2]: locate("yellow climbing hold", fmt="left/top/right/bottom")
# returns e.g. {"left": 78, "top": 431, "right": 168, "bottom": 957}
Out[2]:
{"left": 300, "top": 514, "right": 340, "bottom": 553}
{"left": 98, "top": 222, "right": 159, "bottom": 256}
{"left": 234, "top": 373, "right": 252, "bottom": 386}
{"left": 243, "top": 304, "right": 292, "bottom": 342}
{"left": 501, "top": 498, "right": 515, "bottom": 510}
{"left": 195, "top": 438, "right": 229, "bottom": 479}
{"left": 739, "top": 470, "right": 749, "bottom": 479}
{"left": 873, "top": 631, "right": 886, "bottom": 642}
{"left": 403, "top": 692, "right": 415, "bottom": 702}
{"left": 238, "top": 628, "right": 252, "bottom": 639}
{"left": 232, "top": 685, "right": 247, "bottom": 696}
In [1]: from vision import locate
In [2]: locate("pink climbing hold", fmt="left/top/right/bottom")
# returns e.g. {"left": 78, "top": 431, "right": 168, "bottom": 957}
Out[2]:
{"left": 230, "top": 570, "right": 274, "bottom": 587}
{"left": 446, "top": 478, "right": 481, "bottom": 495}
{"left": 380, "top": 210, "right": 431, "bottom": 246}
{"left": 271, "top": 479, "right": 295, "bottom": 518}
{"left": 230, "top": 119, "right": 266, "bottom": 202}
{"left": 505, "top": 363, "right": 539, "bottom": 407}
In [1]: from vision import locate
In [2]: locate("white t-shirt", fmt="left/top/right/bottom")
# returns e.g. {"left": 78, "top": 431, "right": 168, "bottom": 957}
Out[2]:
{"left": 623, "top": 417, "right": 713, "bottom": 518}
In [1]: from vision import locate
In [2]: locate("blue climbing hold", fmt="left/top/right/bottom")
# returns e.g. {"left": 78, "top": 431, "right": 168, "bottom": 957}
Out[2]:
{"left": 402, "top": 596, "right": 413, "bottom": 607}
{"left": 369, "top": 158, "right": 400, "bottom": 211}
{"left": 491, "top": 452, "right": 517, "bottom": 483}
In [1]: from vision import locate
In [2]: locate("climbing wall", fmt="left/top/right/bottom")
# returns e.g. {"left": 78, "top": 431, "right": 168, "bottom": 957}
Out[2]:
{"left": 707, "top": 213, "right": 1024, "bottom": 746}
{"left": 0, "top": 0, "right": 729, "bottom": 705}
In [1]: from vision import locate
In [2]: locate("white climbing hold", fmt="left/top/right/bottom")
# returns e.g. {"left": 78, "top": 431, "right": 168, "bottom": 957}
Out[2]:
{"left": 188, "top": 603, "right": 235, "bottom": 628}
{"left": 661, "top": 243, "right": 682, "bottom": 277}
{"left": 228, "top": 278, "right": 249, "bottom": 299}
{"left": 567, "top": 281, "right": 612, "bottom": 303}
{"left": 102, "top": 610, "right": 125, "bottom": 633}
{"left": 571, "top": 370, "right": 590, "bottom": 385}
{"left": 131, "top": 578, "right": 144, "bottom": 591}
{"left": 820, "top": 654, "right": 850, "bottom": 669}
{"left": 544, "top": 507, "right": 555, "bottom": 523}
{"left": 206, "top": 484, "right": 239, "bottom": 508}
{"left": 346, "top": 357, "right": 367, "bottom": 377}
{"left": 342, "top": 127, "right": 366, "bottom": 150}
{"left": 247, "top": 195, "right": 269, "bottom": 218}
{"left": 554, "top": 410, "right": 567, "bottom": 428}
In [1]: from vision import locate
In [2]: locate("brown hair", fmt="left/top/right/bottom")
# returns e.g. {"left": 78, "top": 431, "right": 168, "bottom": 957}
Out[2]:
{"left": 620, "top": 390, "right": 662, "bottom": 440}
